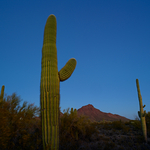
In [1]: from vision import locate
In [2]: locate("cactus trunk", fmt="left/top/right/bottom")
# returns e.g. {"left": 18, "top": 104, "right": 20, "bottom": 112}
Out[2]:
{"left": 0, "top": 85, "right": 5, "bottom": 102}
{"left": 40, "top": 14, "right": 76, "bottom": 150}
{"left": 136, "top": 79, "right": 147, "bottom": 143}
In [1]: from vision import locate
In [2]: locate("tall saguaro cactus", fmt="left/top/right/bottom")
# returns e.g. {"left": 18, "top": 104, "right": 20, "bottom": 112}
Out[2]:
{"left": 136, "top": 79, "right": 147, "bottom": 142}
{"left": 0, "top": 85, "right": 5, "bottom": 102}
{"left": 40, "top": 14, "right": 77, "bottom": 150}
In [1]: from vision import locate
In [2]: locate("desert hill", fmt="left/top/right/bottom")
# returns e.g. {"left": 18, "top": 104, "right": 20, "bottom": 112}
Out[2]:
{"left": 77, "top": 104, "right": 129, "bottom": 122}
{"left": 36, "top": 104, "right": 130, "bottom": 122}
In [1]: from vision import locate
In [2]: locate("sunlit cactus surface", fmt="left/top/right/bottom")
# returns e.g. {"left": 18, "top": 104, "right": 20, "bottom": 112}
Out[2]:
{"left": 40, "top": 14, "right": 77, "bottom": 150}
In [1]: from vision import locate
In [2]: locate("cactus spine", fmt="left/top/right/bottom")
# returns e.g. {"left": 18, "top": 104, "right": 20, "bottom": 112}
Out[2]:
{"left": 136, "top": 79, "right": 147, "bottom": 142}
{"left": 0, "top": 85, "right": 5, "bottom": 102}
{"left": 40, "top": 14, "right": 77, "bottom": 150}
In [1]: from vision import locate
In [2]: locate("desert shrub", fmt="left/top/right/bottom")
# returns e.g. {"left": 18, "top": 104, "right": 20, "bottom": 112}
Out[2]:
{"left": 122, "top": 125, "right": 130, "bottom": 134}
{"left": 112, "top": 120, "right": 124, "bottom": 130}
{"left": 137, "top": 135, "right": 145, "bottom": 143}
{"left": 129, "top": 120, "right": 141, "bottom": 131}
{"left": 102, "top": 122, "right": 112, "bottom": 130}
{"left": 103, "top": 141, "right": 116, "bottom": 150}
{"left": 59, "top": 108, "right": 98, "bottom": 149}
{"left": 0, "top": 93, "right": 41, "bottom": 150}
{"left": 124, "top": 121, "right": 130, "bottom": 125}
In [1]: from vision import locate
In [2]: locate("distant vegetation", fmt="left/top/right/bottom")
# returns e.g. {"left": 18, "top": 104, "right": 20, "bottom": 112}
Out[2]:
{"left": 1, "top": 93, "right": 150, "bottom": 150}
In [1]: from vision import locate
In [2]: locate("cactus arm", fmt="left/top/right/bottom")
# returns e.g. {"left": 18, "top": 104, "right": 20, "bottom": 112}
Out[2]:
{"left": 59, "top": 58, "right": 77, "bottom": 82}
{"left": 0, "top": 85, "right": 5, "bottom": 102}
{"left": 136, "top": 79, "right": 147, "bottom": 143}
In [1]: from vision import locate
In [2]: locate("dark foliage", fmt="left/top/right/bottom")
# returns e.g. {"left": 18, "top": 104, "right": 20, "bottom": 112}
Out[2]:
{"left": 0, "top": 93, "right": 42, "bottom": 150}
{"left": 1, "top": 94, "right": 150, "bottom": 150}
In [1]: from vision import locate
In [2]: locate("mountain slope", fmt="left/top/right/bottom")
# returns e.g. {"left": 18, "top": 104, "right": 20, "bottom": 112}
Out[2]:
{"left": 35, "top": 104, "right": 130, "bottom": 122}
{"left": 77, "top": 104, "right": 129, "bottom": 122}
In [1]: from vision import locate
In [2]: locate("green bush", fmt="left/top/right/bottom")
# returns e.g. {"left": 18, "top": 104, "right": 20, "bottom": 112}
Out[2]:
{"left": 59, "top": 108, "right": 98, "bottom": 149}
{"left": 0, "top": 93, "right": 41, "bottom": 150}
{"left": 129, "top": 120, "right": 141, "bottom": 131}
{"left": 112, "top": 120, "right": 124, "bottom": 130}
{"left": 102, "top": 122, "right": 112, "bottom": 130}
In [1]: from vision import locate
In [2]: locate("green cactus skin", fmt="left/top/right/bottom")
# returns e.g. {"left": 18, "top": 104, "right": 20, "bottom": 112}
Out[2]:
{"left": 0, "top": 85, "right": 5, "bottom": 102}
{"left": 40, "top": 14, "right": 77, "bottom": 150}
{"left": 136, "top": 79, "right": 147, "bottom": 143}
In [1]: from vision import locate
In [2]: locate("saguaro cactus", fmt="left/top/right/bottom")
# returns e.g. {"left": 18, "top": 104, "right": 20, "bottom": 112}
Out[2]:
{"left": 0, "top": 85, "right": 5, "bottom": 102}
{"left": 136, "top": 79, "right": 147, "bottom": 142}
{"left": 40, "top": 14, "right": 77, "bottom": 150}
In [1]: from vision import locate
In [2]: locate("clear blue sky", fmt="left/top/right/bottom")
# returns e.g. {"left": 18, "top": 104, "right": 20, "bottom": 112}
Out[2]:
{"left": 0, "top": 0, "right": 150, "bottom": 120}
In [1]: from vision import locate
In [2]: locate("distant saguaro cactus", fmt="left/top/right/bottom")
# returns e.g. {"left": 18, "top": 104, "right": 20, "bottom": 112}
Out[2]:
{"left": 0, "top": 85, "right": 5, "bottom": 102}
{"left": 136, "top": 79, "right": 147, "bottom": 142}
{"left": 40, "top": 14, "right": 77, "bottom": 150}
